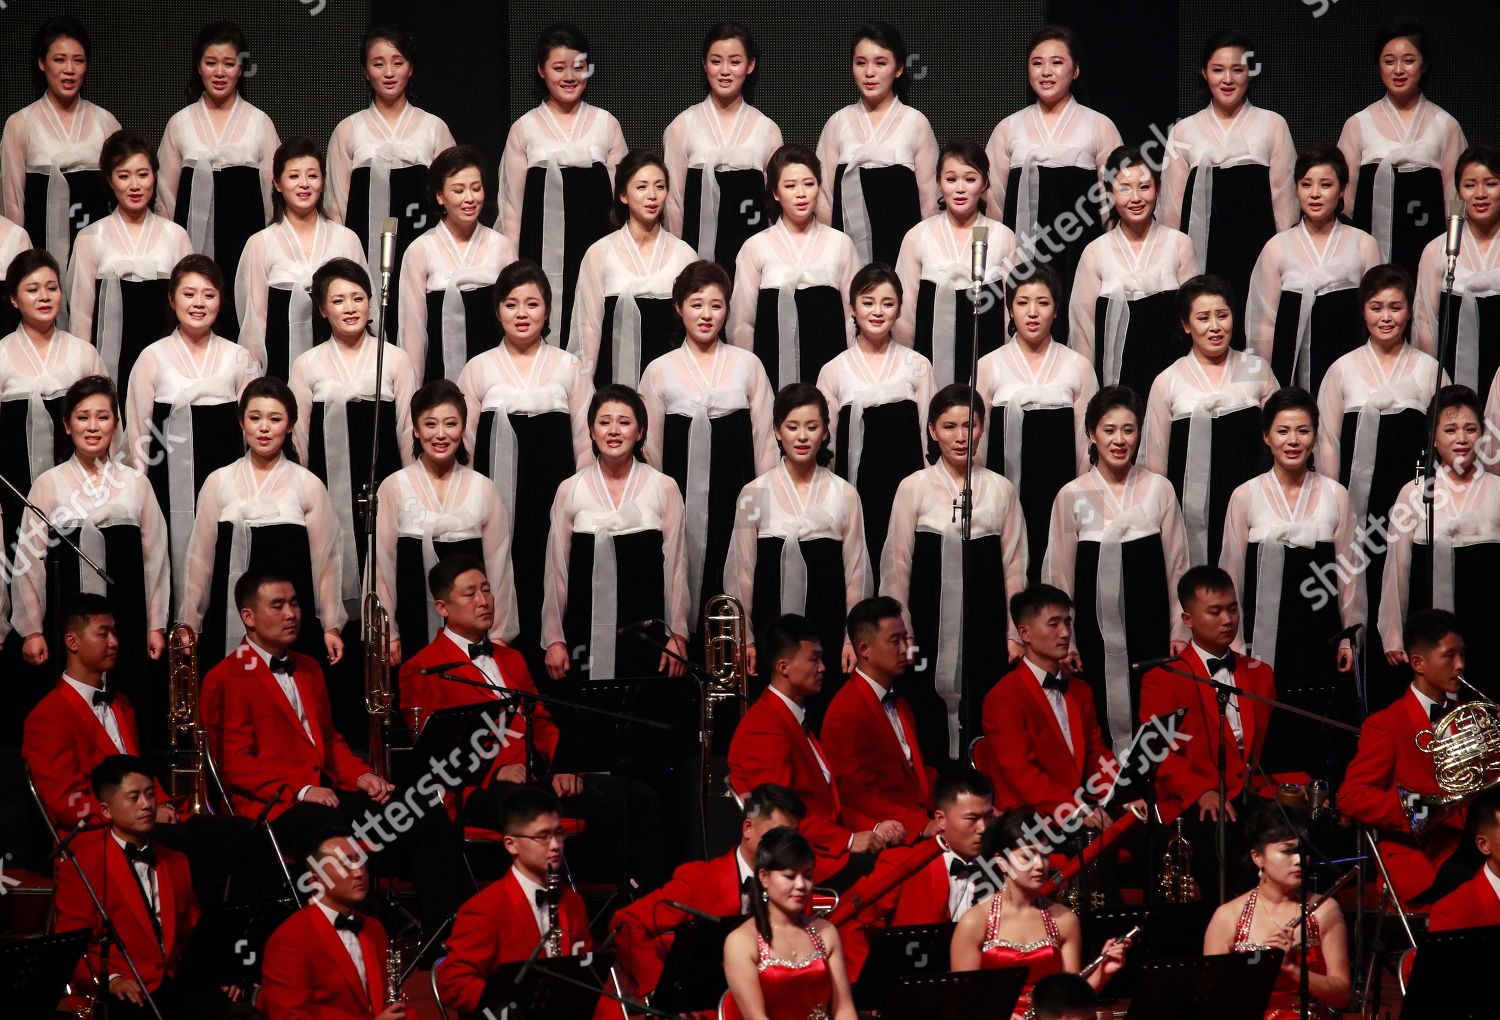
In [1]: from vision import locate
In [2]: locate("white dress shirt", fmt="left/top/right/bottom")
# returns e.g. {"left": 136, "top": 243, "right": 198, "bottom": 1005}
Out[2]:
{"left": 1193, "top": 642, "right": 1242, "bottom": 746}
{"left": 859, "top": 669, "right": 912, "bottom": 764}
{"left": 937, "top": 835, "right": 980, "bottom": 920}
{"left": 64, "top": 673, "right": 125, "bottom": 752}
{"left": 246, "top": 638, "right": 313, "bottom": 740}
{"left": 446, "top": 626, "right": 507, "bottom": 694}
{"left": 1410, "top": 683, "right": 1459, "bottom": 723}
{"left": 512, "top": 865, "right": 551, "bottom": 939}
{"left": 767, "top": 685, "right": 832, "bottom": 782}
{"left": 736, "top": 846, "right": 755, "bottom": 914}
{"left": 109, "top": 831, "right": 159, "bottom": 980}
{"left": 313, "top": 897, "right": 367, "bottom": 985}
{"left": 1023, "top": 658, "right": 1073, "bottom": 753}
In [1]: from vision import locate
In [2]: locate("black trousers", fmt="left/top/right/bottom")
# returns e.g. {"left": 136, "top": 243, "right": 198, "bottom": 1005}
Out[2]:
{"left": 96, "top": 976, "right": 235, "bottom": 1020}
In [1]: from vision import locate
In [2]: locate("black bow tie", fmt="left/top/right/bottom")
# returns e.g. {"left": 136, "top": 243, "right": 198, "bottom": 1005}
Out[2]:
{"left": 469, "top": 638, "right": 493, "bottom": 660}
{"left": 880, "top": 689, "right": 899, "bottom": 709}
{"left": 333, "top": 911, "right": 363, "bottom": 934}
{"left": 949, "top": 858, "right": 983, "bottom": 882}
{"left": 1041, "top": 674, "right": 1067, "bottom": 694}
{"left": 1431, "top": 699, "right": 1456, "bottom": 725}
{"left": 268, "top": 655, "right": 295, "bottom": 676}
{"left": 91, "top": 687, "right": 115, "bottom": 708}
{"left": 1206, "top": 653, "right": 1237, "bottom": 676}
{"left": 123, "top": 843, "right": 156, "bottom": 867}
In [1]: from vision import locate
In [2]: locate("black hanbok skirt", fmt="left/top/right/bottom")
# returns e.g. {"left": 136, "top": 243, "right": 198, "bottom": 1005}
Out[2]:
{"left": 422, "top": 286, "right": 500, "bottom": 383}
{"left": 986, "top": 404, "right": 1075, "bottom": 585}
{"left": 1434, "top": 292, "right": 1500, "bottom": 409}
{"left": 752, "top": 285, "right": 846, "bottom": 389}
{"left": 1181, "top": 163, "right": 1278, "bottom": 349}
{"left": 662, "top": 408, "right": 757, "bottom": 623}
{"left": 592, "top": 295, "right": 679, "bottom": 387}
{"left": 145, "top": 401, "right": 243, "bottom": 538}
{"left": 0, "top": 278, "right": 19, "bottom": 336}
{"left": 91, "top": 277, "right": 170, "bottom": 405}
{"left": 1267, "top": 287, "right": 1361, "bottom": 396}
{"left": 682, "top": 167, "right": 767, "bottom": 279}
{"left": 1351, "top": 163, "right": 1444, "bottom": 281}
{"left": 1004, "top": 164, "right": 1105, "bottom": 348}
{"left": 750, "top": 535, "right": 848, "bottom": 732}
{"left": 0, "top": 394, "right": 68, "bottom": 560}
{"left": 1166, "top": 406, "right": 1266, "bottom": 567}
{"left": 346, "top": 163, "right": 431, "bottom": 343}
{"left": 174, "top": 164, "right": 266, "bottom": 340}
{"left": 914, "top": 279, "right": 1006, "bottom": 387}
{"left": 561, "top": 529, "right": 668, "bottom": 681}
{"left": 831, "top": 163, "right": 921, "bottom": 269}
{"left": 203, "top": 521, "right": 322, "bottom": 674}
{"left": 1406, "top": 542, "right": 1500, "bottom": 703}
{"left": 307, "top": 396, "right": 402, "bottom": 576}
{"left": 835, "top": 399, "right": 923, "bottom": 574}
{"left": 25, "top": 169, "right": 111, "bottom": 267}
{"left": 1093, "top": 289, "right": 1185, "bottom": 399}
{"left": 519, "top": 162, "right": 615, "bottom": 352}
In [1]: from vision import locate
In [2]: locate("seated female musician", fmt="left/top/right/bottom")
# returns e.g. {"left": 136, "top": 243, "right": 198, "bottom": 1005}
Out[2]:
{"left": 951, "top": 811, "right": 1130, "bottom": 1019}
{"left": 1204, "top": 809, "right": 1351, "bottom": 1020}
{"left": 722, "top": 827, "right": 858, "bottom": 1020}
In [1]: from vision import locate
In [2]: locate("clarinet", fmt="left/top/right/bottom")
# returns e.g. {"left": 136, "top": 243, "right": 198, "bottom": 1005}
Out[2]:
{"left": 384, "top": 940, "right": 404, "bottom": 1004}
{"left": 545, "top": 864, "right": 563, "bottom": 958}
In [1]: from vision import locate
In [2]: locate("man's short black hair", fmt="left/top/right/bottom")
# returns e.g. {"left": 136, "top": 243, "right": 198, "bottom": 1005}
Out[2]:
{"left": 234, "top": 572, "right": 295, "bottom": 611}
{"left": 1010, "top": 585, "right": 1073, "bottom": 628}
{"left": 90, "top": 754, "right": 154, "bottom": 799}
{"left": 1405, "top": 608, "right": 1462, "bottom": 658}
{"left": 760, "top": 614, "right": 821, "bottom": 671}
{"left": 846, "top": 595, "right": 904, "bottom": 646}
{"left": 429, "top": 553, "right": 487, "bottom": 601}
{"left": 743, "top": 783, "right": 806, "bottom": 824}
{"left": 1177, "top": 564, "right": 1237, "bottom": 610}
{"left": 498, "top": 784, "right": 563, "bottom": 834}
{"left": 933, "top": 767, "right": 994, "bottom": 811}
{"left": 63, "top": 593, "right": 115, "bottom": 636}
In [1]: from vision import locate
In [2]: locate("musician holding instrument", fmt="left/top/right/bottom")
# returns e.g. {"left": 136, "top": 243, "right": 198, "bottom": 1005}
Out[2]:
{"left": 260, "top": 827, "right": 407, "bottom": 1020}
{"left": 1430, "top": 785, "right": 1500, "bottom": 931}
{"left": 950, "top": 811, "right": 1130, "bottom": 1020}
{"left": 1203, "top": 808, "right": 1351, "bottom": 1019}
{"left": 1338, "top": 608, "right": 1476, "bottom": 905}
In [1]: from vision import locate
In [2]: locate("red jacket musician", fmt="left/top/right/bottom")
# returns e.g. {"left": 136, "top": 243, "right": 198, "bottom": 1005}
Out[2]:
{"left": 1430, "top": 786, "right": 1500, "bottom": 933}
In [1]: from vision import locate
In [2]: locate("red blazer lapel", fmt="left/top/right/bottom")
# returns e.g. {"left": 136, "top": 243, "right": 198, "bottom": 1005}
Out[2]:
{"left": 765, "top": 690, "right": 835, "bottom": 800}
{"left": 1019, "top": 667, "right": 1072, "bottom": 763}
{"left": 59, "top": 683, "right": 121, "bottom": 758}
{"left": 856, "top": 677, "right": 916, "bottom": 773}
{"left": 250, "top": 653, "right": 316, "bottom": 751}
{"left": 1403, "top": 688, "right": 1434, "bottom": 739}
{"left": 1063, "top": 683, "right": 1087, "bottom": 775}
{"left": 113, "top": 701, "right": 142, "bottom": 756}
{"left": 927, "top": 850, "right": 951, "bottom": 919}
{"left": 358, "top": 923, "right": 385, "bottom": 1007}
{"left": 309, "top": 905, "right": 371, "bottom": 1008}
{"left": 502, "top": 871, "right": 544, "bottom": 943}
{"left": 290, "top": 665, "right": 326, "bottom": 756}
{"left": 104, "top": 838, "right": 157, "bottom": 956}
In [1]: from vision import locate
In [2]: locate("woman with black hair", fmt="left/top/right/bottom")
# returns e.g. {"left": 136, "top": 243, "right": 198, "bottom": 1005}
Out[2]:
{"left": 817, "top": 263, "right": 932, "bottom": 569}
{"left": 663, "top": 21, "right": 783, "bottom": 277}
{"left": 881, "top": 385, "right": 1026, "bottom": 763}
{"left": 1143, "top": 275, "right": 1276, "bottom": 568}
{"left": 459, "top": 261, "right": 592, "bottom": 677}
{"left": 327, "top": 25, "right": 456, "bottom": 341}
{"left": 65, "top": 131, "right": 192, "bottom": 397}
{"left": 722, "top": 827, "right": 858, "bottom": 1020}
{"left": 157, "top": 18, "right": 280, "bottom": 338}
{"left": 398, "top": 145, "right": 517, "bottom": 384}
{"left": 816, "top": 20, "right": 939, "bottom": 268}
{"left": 567, "top": 151, "right": 697, "bottom": 388}
{"left": 894, "top": 139, "right": 1017, "bottom": 386}
{"left": 178, "top": 376, "right": 346, "bottom": 673}
{"left": 1204, "top": 809, "right": 1351, "bottom": 1019}
{"left": 730, "top": 144, "right": 860, "bottom": 390}
{"left": 1045, "top": 386, "right": 1189, "bottom": 755}
{"left": 1220, "top": 388, "right": 1361, "bottom": 775}
{"left": 1162, "top": 31, "right": 1297, "bottom": 345}
{"left": 1071, "top": 143, "right": 1200, "bottom": 400}
{"left": 542, "top": 383, "right": 689, "bottom": 682}
{"left": 986, "top": 25, "right": 1123, "bottom": 346}
{"left": 289, "top": 257, "right": 415, "bottom": 603}
{"left": 1, "top": 16, "right": 120, "bottom": 273}
{"left": 1246, "top": 146, "right": 1381, "bottom": 395}
{"left": 1, "top": 248, "right": 105, "bottom": 563}
{"left": 235, "top": 137, "right": 365, "bottom": 380}
{"left": 1337, "top": 17, "right": 1468, "bottom": 278}
{"left": 375, "top": 379, "right": 515, "bottom": 665}
{"left": 725, "top": 383, "right": 870, "bottom": 719}
{"left": 977, "top": 265, "right": 1095, "bottom": 583}
{"left": 500, "top": 21, "right": 628, "bottom": 350}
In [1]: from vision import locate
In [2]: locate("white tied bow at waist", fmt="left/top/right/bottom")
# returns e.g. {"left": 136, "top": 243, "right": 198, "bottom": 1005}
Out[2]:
{"left": 53, "top": 501, "right": 137, "bottom": 598}
{"left": 1016, "top": 144, "right": 1095, "bottom": 241}
{"left": 21, "top": 371, "right": 70, "bottom": 489}
{"left": 839, "top": 143, "right": 895, "bottom": 264}
{"left": 1000, "top": 383, "right": 1074, "bottom": 496}
{"left": 539, "top": 142, "right": 600, "bottom": 340}
{"left": 223, "top": 496, "right": 285, "bottom": 657}
{"left": 1369, "top": 137, "right": 1444, "bottom": 261}
{"left": 1098, "top": 504, "right": 1160, "bottom": 756}
{"left": 181, "top": 138, "right": 265, "bottom": 258}
{"left": 927, "top": 261, "right": 984, "bottom": 386}
{"left": 1453, "top": 270, "right": 1500, "bottom": 393}
{"left": 1100, "top": 270, "right": 1175, "bottom": 385}
{"left": 1282, "top": 262, "right": 1358, "bottom": 391}
{"left": 847, "top": 379, "right": 916, "bottom": 486}
{"left": 1183, "top": 386, "right": 1260, "bottom": 565}
{"left": 266, "top": 265, "right": 317, "bottom": 369}
{"left": 438, "top": 267, "right": 497, "bottom": 382}
{"left": 1187, "top": 137, "right": 1256, "bottom": 265}
{"left": 779, "top": 507, "right": 838, "bottom": 619}
{"left": 581, "top": 503, "right": 646, "bottom": 680}
{"left": 1432, "top": 516, "right": 1485, "bottom": 616}
{"left": 696, "top": 144, "right": 763, "bottom": 262}
{"left": 1247, "top": 519, "right": 1321, "bottom": 668}
{"left": 679, "top": 386, "right": 752, "bottom": 612}
{"left": 32, "top": 140, "right": 101, "bottom": 274}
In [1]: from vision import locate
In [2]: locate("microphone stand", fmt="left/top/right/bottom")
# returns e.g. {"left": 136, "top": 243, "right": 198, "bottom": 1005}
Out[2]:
{"left": 952, "top": 230, "right": 989, "bottom": 762}
{"left": 359, "top": 223, "right": 395, "bottom": 591}
{"left": 1420, "top": 207, "right": 1463, "bottom": 604}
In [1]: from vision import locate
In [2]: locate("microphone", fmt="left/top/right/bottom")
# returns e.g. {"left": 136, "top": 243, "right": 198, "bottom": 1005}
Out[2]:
{"left": 664, "top": 899, "right": 721, "bottom": 923}
{"left": 970, "top": 225, "right": 989, "bottom": 284}
{"left": 420, "top": 660, "right": 469, "bottom": 675}
{"left": 252, "top": 783, "right": 291, "bottom": 830}
{"left": 379, "top": 216, "right": 397, "bottom": 291}
{"left": 618, "top": 618, "right": 667, "bottom": 637}
{"left": 1130, "top": 654, "right": 1182, "bottom": 674}
{"left": 51, "top": 819, "right": 107, "bottom": 859}
{"left": 1444, "top": 198, "right": 1465, "bottom": 284}
{"left": 1327, "top": 623, "right": 1363, "bottom": 647}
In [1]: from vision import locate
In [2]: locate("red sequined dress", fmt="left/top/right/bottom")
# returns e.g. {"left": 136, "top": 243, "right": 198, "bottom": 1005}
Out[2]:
{"left": 723, "top": 922, "right": 833, "bottom": 1020}
{"left": 979, "top": 896, "right": 1064, "bottom": 1016}
{"left": 1231, "top": 888, "right": 1338, "bottom": 1020}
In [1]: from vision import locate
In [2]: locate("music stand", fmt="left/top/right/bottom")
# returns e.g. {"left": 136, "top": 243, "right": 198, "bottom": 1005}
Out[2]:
{"left": 478, "top": 952, "right": 616, "bottom": 1019}
{"left": 651, "top": 914, "right": 744, "bottom": 1013}
{"left": 851, "top": 922, "right": 955, "bottom": 1011}
{"left": 882, "top": 967, "right": 1027, "bottom": 1020}
{"left": 0, "top": 930, "right": 91, "bottom": 1017}
{"left": 1402, "top": 924, "right": 1500, "bottom": 1019}
{"left": 176, "top": 897, "right": 296, "bottom": 989}
{"left": 402, "top": 703, "right": 509, "bottom": 790}
{"left": 1080, "top": 903, "right": 1218, "bottom": 1001}
{"left": 1124, "top": 951, "right": 1283, "bottom": 1020}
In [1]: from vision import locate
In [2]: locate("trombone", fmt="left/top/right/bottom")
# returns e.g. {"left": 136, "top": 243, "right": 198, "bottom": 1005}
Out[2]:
{"left": 167, "top": 622, "right": 212, "bottom": 817}
{"left": 700, "top": 595, "right": 748, "bottom": 854}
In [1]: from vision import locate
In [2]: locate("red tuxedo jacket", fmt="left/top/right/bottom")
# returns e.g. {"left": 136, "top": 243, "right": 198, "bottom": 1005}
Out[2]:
{"left": 1429, "top": 866, "right": 1500, "bottom": 932}
{"left": 822, "top": 673, "right": 934, "bottom": 835}
{"left": 1338, "top": 688, "right": 1465, "bottom": 903}
{"left": 202, "top": 641, "right": 371, "bottom": 820}
{"left": 259, "top": 901, "right": 389, "bottom": 1019}
{"left": 609, "top": 849, "right": 745, "bottom": 995}
{"left": 1139, "top": 647, "right": 1276, "bottom": 824}
{"left": 728, "top": 689, "right": 851, "bottom": 879}
{"left": 398, "top": 632, "right": 560, "bottom": 785}
{"left": 437, "top": 868, "right": 594, "bottom": 1014}
{"left": 837, "top": 837, "right": 955, "bottom": 979}
{"left": 981, "top": 661, "right": 1113, "bottom": 818}
{"left": 23, "top": 680, "right": 167, "bottom": 828}
{"left": 53, "top": 829, "right": 198, "bottom": 994}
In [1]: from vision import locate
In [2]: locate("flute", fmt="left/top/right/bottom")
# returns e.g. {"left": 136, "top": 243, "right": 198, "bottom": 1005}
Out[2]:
{"left": 1079, "top": 924, "right": 1141, "bottom": 979}
{"left": 1279, "top": 865, "right": 1360, "bottom": 932}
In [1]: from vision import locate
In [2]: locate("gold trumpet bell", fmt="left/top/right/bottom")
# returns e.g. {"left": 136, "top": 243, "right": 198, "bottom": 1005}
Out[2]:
{"left": 1404, "top": 700, "right": 1500, "bottom": 842}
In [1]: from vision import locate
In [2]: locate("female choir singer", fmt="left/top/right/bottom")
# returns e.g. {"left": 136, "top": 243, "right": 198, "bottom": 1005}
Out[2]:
{"left": 66, "top": 131, "right": 192, "bottom": 398}
{"left": 881, "top": 385, "right": 1027, "bottom": 764}
{"left": 235, "top": 137, "right": 365, "bottom": 380}
{"left": 500, "top": 21, "right": 627, "bottom": 348}
{"left": 375, "top": 379, "right": 515, "bottom": 664}
{"left": 722, "top": 827, "right": 857, "bottom": 1020}
{"left": 818, "top": 263, "right": 932, "bottom": 570}
{"left": 730, "top": 144, "right": 860, "bottom": 390}
{"left": 399, "top": 144, "right": 517, "bottom": 384}
{"left": 178, "top": 376, "right": 346, "bottom": 671}
{"left": 725, "top": 383, "right": 871, "bottom": 724}
{"left": 1, "top": 17, "right": 119, "bottom": 274}
{"left": 1046, "top": 386, "right": 1190, "bottom": 755}
{"left": 816, "top": 21, "right": 938, "bottom": 268}
{"left": 894, "top": 139, "right": 1016, "bottom": 387}
{"left": 1245, "top": 146, "right": 1381, "bottom": 396}
{"left": 1337, "top": 18, "right": 1467, "bottom": 277}
{"left": 663, "top": 22, "right": 782, "bottom": 276}
{"left": 1143, "top": 275, "right": 1276, "bottom": 568}
{"left": 1204, "top": 809, "right": 1351, "bottom": 1020}
{"left": 1161, "top": 31, "right": 1297, "bottom": 344}
{"left": 1070, "top": 144, "right": 1200, "bottom": 400}
{"left": 985, "top": 25, "right": 1122, "bottom": 345}
{"left": 459, "top": 261, "right": 591, "bottom": 678}
{"left": 951, "top": 812, "right": 1129, "bottom": 1019}
{"left": 156, "top": 19, "right": 280, "bottom": 338}
{"left": 568, "top": 151, "right": 696, "bottom": 388}
{"left": 640, "top": 260, "right": 775, "bottom": 627}
{"left": 542, "top": 384, "right": 689, "bottom": 681}
{"left": 125, "top": 254, "right": 260, "bottom": 581}
{"left": 327, "top": 26, "right": 456, "bottom": 340}
{"left": 0, "top": 249, "right": 105, "bottom": 562}
{"left": 976, "top": 265, "right": 1096, "bottom": 582}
